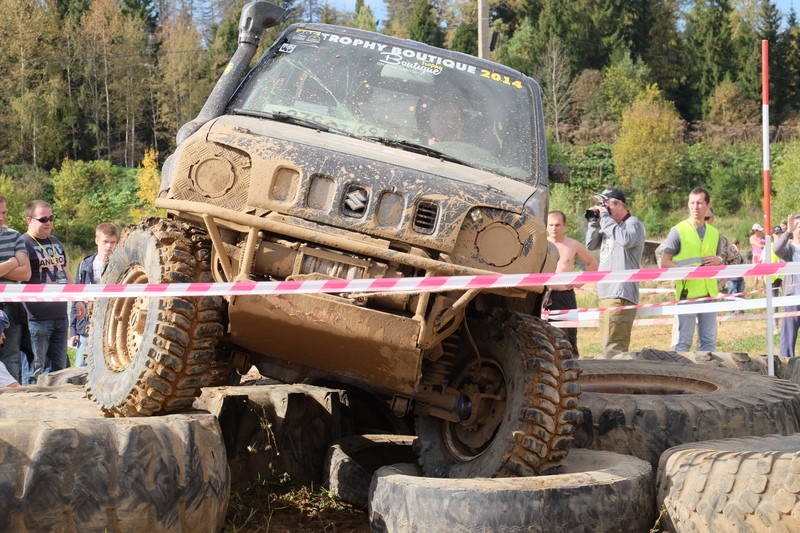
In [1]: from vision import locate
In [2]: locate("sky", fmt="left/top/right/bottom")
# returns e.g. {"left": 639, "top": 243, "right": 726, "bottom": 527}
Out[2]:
{"left": 324, "top": 1, "right": 800, "bottom": 27}
{"left": 325, "top": 0, "right": 388, "bottom": 23}
{"left": 776, "top": 0, "right": 798, "bottom": 16}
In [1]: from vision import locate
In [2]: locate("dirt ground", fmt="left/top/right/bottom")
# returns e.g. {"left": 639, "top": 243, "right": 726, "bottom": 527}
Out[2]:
{"left": 224, "top": 480, "right": 370, "bottom": 532}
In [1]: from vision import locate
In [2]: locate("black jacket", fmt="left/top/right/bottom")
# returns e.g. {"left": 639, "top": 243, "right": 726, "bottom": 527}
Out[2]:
{"left": 69, "top": 253, "right": 97, "bottom": 337}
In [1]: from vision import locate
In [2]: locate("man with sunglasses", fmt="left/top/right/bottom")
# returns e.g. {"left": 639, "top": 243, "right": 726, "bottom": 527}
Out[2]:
{"left": 0, "top": 193, "right": 32, "bottom": 383}
{"left": 22, "top": 200, "right": 84, "bottom": 384}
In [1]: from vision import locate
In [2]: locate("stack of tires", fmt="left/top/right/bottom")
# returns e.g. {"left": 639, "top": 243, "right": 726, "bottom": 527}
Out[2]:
{"left": 0, "top": 385, "right": 230, "bottom": 532}
{"left": 323, "top": 358, "right": 800, "bottom": 532}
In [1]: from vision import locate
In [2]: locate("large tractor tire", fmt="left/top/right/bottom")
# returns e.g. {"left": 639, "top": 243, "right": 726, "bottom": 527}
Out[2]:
{"left": 368, "top": 449, "right": 654, "bottom": 532}
{"left": 658, "top": 433, "right": 800, "bottom": 533}
{"left": 574, "top": 360, "right": 800, "bottom": 468}
{"left": 0, "top": 386, "right": 230, "bottom": 532}
{"left": 415, "top": 311, "right": 582, "bottom": 478}
{"left": 86, "top": 217, "right": 225, "bottom": 417}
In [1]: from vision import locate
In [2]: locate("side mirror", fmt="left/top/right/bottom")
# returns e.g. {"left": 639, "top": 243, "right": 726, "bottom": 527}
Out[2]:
{"left": 548, "top": 164, "right": 570, "bottom": 184}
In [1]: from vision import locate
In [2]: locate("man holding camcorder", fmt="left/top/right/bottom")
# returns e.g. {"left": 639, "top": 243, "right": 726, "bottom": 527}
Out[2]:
{"left": 585, "top": 187, "right": 646, "bottom": 357}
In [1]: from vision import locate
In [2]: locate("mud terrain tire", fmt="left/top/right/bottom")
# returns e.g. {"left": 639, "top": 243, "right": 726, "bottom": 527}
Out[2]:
{"left": 0, "top": 386, "right": 230, "bottom": 532}
{"left": 415, "top": 312, "right": 582, "bottom": 477}
{"left": 368, "top": 449, "right": 654, "bottom": 532}
{"left": 86, "top": 217, "right": 225, "bottom": 416}
{"left": 324, "top": 434, "right": 417, "bottom": 508}
{"left": 574, "top": 360, "right": 800, "bottom": 467}
{"left": 614, "top": 347, "right": 694, "bottom": 364}
{"left": 658, "top": 433, "right": 800, "bottom": 532}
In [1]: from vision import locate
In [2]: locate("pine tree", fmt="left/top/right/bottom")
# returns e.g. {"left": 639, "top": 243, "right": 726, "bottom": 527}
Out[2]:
{"left": 353, "top": 3, "right": 377, "bottom": 31}
{"left": 451, "top": 21, "right": 478, "bottom": 56}
{"left": 408, "top": 0, "right": 444, "bottom": 47}
{"left": 684, "top": 0, "right": 736, "bottom": 119}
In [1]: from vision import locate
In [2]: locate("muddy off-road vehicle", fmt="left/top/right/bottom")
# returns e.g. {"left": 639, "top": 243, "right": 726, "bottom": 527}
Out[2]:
{"left": 86, "top": 1, "right": 581, "bottom": 478}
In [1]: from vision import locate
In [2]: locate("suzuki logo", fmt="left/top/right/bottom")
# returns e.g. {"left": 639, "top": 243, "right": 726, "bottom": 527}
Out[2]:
{"left": 344, "top": 187, "right": 368, "bottom": 215}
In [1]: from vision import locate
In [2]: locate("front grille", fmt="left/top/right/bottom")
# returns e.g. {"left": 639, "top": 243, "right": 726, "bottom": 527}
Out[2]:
{"left": 413, "top": 201, "right": 438, "bottom": 234}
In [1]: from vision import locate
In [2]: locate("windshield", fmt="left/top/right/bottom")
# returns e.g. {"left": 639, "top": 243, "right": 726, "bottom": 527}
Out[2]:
{"left": 230, "top": 26, "right": 537, "bottom": 181}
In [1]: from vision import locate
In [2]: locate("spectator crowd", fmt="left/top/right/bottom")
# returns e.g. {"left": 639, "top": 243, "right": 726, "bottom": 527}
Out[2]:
{"left": 0, "top": 193, "right": 118, "bottom": 386}
{"left": 549, "top": 185, "right": 800, "bottom": 360}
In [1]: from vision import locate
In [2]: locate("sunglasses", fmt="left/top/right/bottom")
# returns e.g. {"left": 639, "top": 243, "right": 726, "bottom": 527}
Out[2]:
{"left": 31, "top": 215, "right": 55, "bottom": 223}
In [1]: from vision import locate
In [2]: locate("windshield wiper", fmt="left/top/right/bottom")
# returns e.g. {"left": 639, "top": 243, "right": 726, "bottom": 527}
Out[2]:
{"left": 231, "top": 108, "right": 330, "bottom": 132}
{"left": 363, "top": 137, "right": 474, "bottom": 167}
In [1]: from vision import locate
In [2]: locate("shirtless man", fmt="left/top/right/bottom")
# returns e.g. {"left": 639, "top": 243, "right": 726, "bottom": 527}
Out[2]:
{"left": 546, "top": 211, "right": 599, "bottom": 355}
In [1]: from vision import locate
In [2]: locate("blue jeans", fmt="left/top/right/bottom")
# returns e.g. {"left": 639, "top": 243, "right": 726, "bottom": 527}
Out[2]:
{"left": 28, "top": 318, "right": 69, "bottom": 384}
{"left": 780, "top": 305, "right": 800, "bottom": 357}
{"left": 673, "top": 310, "right": 717, "bottom": 352}
{"left": 726, "top": 278, "right": 745, "bottom": 296}
{"left": 0, "top": 322, "right": 24, "bottom": 383}
{"left": 74, "top": 334, "right": 88, "bottom": 367}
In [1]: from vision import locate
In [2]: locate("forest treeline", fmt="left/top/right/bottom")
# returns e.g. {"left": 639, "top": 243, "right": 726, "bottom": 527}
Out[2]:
{"left": 2, "top": 0, "right": 800, "bottom": 251}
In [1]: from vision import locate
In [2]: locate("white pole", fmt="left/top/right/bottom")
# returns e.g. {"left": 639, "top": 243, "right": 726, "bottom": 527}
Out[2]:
{"left": 762, "top": 40, "right": 775, "bottom": 376}
{"left": 478, "top": 0, "right": 490, "bottom": 59}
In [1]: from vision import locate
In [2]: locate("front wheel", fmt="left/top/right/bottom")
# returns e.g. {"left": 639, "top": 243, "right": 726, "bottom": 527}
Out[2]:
{"left": 415, "top": 311, "right": 582, "bottom": 478}
{"left": 86, "top": 218, "right": 225, "bottom": 416}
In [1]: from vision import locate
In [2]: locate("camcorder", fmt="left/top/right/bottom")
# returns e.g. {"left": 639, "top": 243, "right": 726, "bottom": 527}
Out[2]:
{"left": 584, "top": 194, "right": 609, "bottom": 222}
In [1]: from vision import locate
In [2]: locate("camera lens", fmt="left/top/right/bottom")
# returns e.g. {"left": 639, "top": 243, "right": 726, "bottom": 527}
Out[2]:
{"left": 584, "top": 208, "right": 598, "bottom": 221}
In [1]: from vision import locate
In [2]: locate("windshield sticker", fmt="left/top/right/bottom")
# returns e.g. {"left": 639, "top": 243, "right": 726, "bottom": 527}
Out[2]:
{"left": 294, "top": 29, "right": 323, "bottom": 43}
{"left": 279, "top": 43, "right": 296, "bottom": 53}
{"left": 289, "top": 30, "right": 523, "bottom": 88}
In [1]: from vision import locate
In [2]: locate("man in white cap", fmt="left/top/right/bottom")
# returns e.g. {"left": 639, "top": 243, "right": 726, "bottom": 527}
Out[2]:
{"left": 585, "top": 187, "right": 646, "bottom": 357}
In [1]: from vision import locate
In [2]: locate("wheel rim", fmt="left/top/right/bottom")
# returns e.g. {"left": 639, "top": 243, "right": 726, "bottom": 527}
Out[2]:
{"left": 442, "top": 358, "right": 506, "bottom": 461}
{"left": 104, "top": 267, "right": 150, "bottom": 372}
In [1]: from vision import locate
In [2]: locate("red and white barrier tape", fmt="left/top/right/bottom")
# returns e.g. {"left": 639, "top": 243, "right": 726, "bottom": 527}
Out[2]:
{"left": 0, "top": 262, "right": 797, "bottom": 302}
{"left": 554, "top": 310, "right": 800, "bottom": 328}
{"left": 547, "top": 294, "right": 800, "bottom": 326}
{"left": 543, "top": 289, "right": 765, "bottom": 318}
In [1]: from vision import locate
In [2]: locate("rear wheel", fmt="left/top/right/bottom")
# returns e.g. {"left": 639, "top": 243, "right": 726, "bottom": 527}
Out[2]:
{"left": 415, "top": 311, "right": 582, "bottom": 478}
{"left": 86, "top": 217, "right": 225, "bottom": 416}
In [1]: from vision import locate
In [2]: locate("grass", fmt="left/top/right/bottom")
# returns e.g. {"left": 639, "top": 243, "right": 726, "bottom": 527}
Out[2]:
{"left": 224, "top": 474, "right": 368, "bottom": 533}
{"left": 573, "top": 278, "right": 783, "bottom": 357}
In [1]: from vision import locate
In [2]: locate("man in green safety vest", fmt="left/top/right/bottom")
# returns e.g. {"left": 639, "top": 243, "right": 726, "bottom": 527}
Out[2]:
{"left": 659, "top": 187, "right": 724, "bottom": 352}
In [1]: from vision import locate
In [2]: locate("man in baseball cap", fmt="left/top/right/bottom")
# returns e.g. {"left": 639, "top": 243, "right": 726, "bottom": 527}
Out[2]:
{"left": 585, "top": 186, "right": 645, "bottom": 357}
{"left": 593, "top": 187, "right": 627, "bottom": 204}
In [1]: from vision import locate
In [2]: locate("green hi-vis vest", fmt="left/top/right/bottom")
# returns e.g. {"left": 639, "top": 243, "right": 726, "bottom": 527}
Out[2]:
{"left": 674, "top": 219, "right": 719, "bottom": 299}
{"left": 765, "top": 243, "right": 784, "bottom": 281}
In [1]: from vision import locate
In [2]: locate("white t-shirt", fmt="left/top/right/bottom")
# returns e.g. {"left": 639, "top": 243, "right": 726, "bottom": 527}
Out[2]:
{"left": 92, "top": 255, "right": 105, "bottom": 283}
{"left": 0, "top": 361, "right": 18, "bottom": 387}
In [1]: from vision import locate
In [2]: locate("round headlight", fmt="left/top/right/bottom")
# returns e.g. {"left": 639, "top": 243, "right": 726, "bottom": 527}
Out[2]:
{"left": 475, "top": 222, "right": 521, "bottom": 267}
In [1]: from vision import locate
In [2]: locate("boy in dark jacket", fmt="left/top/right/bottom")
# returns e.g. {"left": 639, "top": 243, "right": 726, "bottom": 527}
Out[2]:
{"left": 69, "top": 223, "right": 119, "bottom": 366}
